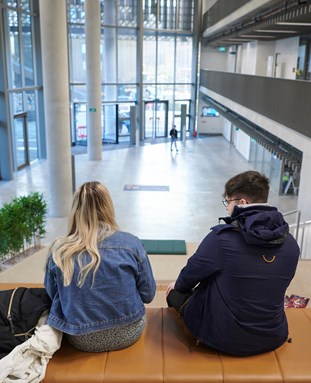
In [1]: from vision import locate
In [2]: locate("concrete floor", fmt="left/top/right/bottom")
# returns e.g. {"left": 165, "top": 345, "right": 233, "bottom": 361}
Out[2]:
{"left": 1, "top": 135, "right": 308, "bottom": 305}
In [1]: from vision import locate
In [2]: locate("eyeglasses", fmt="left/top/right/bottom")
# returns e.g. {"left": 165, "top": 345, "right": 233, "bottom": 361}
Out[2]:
{"left": 222, "top": 198, "right": 241, "bottom": 207}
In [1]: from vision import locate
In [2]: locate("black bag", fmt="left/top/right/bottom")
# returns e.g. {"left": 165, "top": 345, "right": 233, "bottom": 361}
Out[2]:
{"left": 0, "top": 287, "right": 51, "bottom": 359}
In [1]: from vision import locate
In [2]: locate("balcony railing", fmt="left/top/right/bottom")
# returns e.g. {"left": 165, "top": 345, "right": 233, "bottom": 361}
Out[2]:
{"left": 284, "top": 209, "right": 311, "bottom": 259}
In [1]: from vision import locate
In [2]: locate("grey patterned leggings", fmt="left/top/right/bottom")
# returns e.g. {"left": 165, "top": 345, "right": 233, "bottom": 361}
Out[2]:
{"left": 66, "top": 315, "right": 146, "bottom": 352}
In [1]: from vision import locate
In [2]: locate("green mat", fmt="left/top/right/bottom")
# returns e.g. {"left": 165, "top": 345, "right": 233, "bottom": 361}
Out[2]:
{"left": 141, "top": 239, "right": 187, "bottom": 255}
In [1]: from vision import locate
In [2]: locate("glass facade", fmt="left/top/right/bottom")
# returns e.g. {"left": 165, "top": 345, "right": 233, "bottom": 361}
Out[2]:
{"left": 1, "top": 0, "right": 39, "bottom": 172}
{"left": 0, "top": 0, "right": 198, "bottom": 179}
{"left": 8, "top": 9, "right": 22, "bottom": 88}
{"left": 296, "top": 36, "right": 311, "bottom": 81}
{"left": 67, "top": 0, "right": 196, "bottom": 144}
{"left": 249, "top": 138, "right": 282, "bottom": 194}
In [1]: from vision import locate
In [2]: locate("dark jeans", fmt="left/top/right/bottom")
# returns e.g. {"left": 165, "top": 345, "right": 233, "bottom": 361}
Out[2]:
{"left": 166, "top": 290, "right": 192, "bottom": 318}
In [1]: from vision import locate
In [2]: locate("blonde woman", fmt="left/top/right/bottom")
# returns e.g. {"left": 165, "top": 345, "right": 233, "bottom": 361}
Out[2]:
{"left": 44, "top": 181, "right": 156, "bottom": 352}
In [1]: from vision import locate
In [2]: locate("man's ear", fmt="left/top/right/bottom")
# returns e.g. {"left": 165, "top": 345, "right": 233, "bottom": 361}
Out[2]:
{"left": 239, "top": 198, "right": 249, "bottom": 205}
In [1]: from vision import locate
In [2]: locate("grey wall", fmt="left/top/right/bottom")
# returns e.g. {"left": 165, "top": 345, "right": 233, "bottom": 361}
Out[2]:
{"left": 200, "top": 70, "right": 311, "bottom": 140}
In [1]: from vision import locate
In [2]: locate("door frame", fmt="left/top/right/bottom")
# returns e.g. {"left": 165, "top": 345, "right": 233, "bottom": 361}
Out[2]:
{"left": 143, "top": 100, "right": 168, "bottom": 139}
{"left": 14, "top": 112, "right": 29, "bottom": 170}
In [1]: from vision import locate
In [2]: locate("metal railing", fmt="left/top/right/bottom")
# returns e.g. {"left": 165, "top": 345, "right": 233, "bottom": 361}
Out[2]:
{"left": 283, "top": 209, "right": 301, "bottom": 241}
{"left": 284, "top": 209, "right": 311, "bottom": 259}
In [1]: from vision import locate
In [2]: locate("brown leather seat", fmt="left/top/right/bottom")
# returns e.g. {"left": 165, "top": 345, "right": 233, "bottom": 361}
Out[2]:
{"left": 1, "top": 283, "right": 310, "bottom": 383}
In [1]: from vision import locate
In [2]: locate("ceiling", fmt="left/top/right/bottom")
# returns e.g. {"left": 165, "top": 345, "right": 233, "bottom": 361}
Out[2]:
{"left": 202, "top": 0, "right": 311, "bottom": 47}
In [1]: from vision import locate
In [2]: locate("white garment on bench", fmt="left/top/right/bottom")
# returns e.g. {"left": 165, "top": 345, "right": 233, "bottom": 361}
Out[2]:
{"left": 0, "top": 312, "right": 62, "bottom": 383}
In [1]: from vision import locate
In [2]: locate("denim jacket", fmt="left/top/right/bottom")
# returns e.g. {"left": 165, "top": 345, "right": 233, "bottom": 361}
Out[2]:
{"left": 44, "top": 231, "right": 156, "bottom": 335}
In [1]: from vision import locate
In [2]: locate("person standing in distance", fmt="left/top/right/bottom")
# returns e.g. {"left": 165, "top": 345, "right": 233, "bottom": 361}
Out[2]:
{"left": 45, "top": 181, "right": 156, "bottom": 352}
{"left": 169, "top": 125, "right": 178, "bottom": 152}
{"left": 166, "top": 170, "right": 299, "bottom": 356}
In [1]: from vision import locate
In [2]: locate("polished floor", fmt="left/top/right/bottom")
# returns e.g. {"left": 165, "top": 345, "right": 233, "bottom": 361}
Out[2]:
{"left": 0, "top": 135, "right": 299, "bottom": 245}
{"left": 0, "top": 135, "right": 303, "bottom": 291}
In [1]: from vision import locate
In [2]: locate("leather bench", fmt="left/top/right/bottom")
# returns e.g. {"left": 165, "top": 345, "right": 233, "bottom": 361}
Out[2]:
{"left": 1, "top": 283, "right": 311, "bottom": 382}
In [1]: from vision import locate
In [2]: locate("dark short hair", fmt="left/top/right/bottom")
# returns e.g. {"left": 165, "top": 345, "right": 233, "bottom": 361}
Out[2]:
{"left": 223, "top": 171, "right": 270, "bottom": 203}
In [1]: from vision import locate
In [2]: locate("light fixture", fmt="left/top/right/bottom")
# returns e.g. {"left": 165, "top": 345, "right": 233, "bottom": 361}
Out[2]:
{"left": 254, "top": 29, "right": 298, "bottom": 33}
{"left": 226, "top": 38, "right": 252, "bottom": 41}
{"left": 240, "top": 34, "right": 274, "bottom": 38}
{"left": 276, "top": 22, "right": 311, "bottom": 26}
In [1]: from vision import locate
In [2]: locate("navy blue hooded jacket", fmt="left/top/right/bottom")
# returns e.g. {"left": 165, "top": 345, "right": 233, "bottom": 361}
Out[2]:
{"left": 175, "top": 204, "right": 300, "bottom": 356}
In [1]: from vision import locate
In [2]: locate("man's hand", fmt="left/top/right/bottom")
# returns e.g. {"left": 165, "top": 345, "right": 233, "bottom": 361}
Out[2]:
{"left": 166, "top": 281, "right": 175, "bottom": 297}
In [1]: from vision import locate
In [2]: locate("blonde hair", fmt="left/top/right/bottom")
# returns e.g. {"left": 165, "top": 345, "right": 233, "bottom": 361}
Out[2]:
{"left": 50, "top": 181, "right": 118, "bottom": 287}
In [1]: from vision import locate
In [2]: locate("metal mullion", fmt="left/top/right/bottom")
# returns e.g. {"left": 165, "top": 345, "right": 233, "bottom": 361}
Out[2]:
{"left": 17, "top": 9, "right": 26, "bottom": 97}
{"left": 3, "top": 6, "right": 15, "bottom": 89}
{"left": 0, "top": 2, "right": 15, "bottom": 179}
{"left": 154, "top": 0, "right": 159, "bottom": 99}
{"left": 176, "top": 0, "right": 179, "bottom": 30}
{"left": 137, "top": 0, "right": 144, "bottom": 141}
{"left": 6, "top": 85, "right": 41, "bottom": 93}
{"left": 172, "top": 31, "right": 177, "bottom": 126}
{"left": 116, "top": 0, "right": 119, "bottom": 86}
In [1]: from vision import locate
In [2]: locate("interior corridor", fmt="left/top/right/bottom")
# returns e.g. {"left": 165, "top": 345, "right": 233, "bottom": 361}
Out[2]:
{"left": 1, "top": 135, "right": 307, "bottom": 302}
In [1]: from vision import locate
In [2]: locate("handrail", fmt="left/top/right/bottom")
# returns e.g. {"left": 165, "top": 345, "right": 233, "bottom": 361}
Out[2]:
{"left": 273, "top": 210, "right": 310, "bottom": 258}
{"left": 283, "top": 209, "right": 299, "bottom": 216}
{"left": 288, "top": 219, "right": 311, "bottom": 259}
{"left": 282, "top": 209, "right": 301, "bottom": 241}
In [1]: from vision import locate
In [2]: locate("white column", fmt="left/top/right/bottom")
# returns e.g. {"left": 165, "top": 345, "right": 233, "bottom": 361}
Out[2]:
{"left": 85, "top": 0, "right": 102, "bottom": 160}
{"left": 39, "top": 0, "right": 72, "bottom": 217}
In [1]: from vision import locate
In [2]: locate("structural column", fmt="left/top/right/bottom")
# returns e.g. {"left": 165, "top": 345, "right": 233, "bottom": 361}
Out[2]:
{"left": 85, "top": 0, "right": 102, "bottom": 160}
{"left": 39, "top": 0, "right": 72, "bottom": 217}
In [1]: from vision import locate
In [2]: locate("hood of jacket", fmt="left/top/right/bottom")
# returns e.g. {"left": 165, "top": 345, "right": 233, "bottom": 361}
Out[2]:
{"left": 214, "top": 204, "right": 289, "bottom": 247}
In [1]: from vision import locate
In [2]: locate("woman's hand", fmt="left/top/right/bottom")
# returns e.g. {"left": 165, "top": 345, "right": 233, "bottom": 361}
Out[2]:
{"left": 166, "top": 281, "right": 175, "bottom": 297}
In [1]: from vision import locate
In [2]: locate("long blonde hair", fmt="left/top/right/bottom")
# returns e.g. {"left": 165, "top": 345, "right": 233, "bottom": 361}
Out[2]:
{"left": 50, "top": 181, "right": 118, "bottom": 287}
